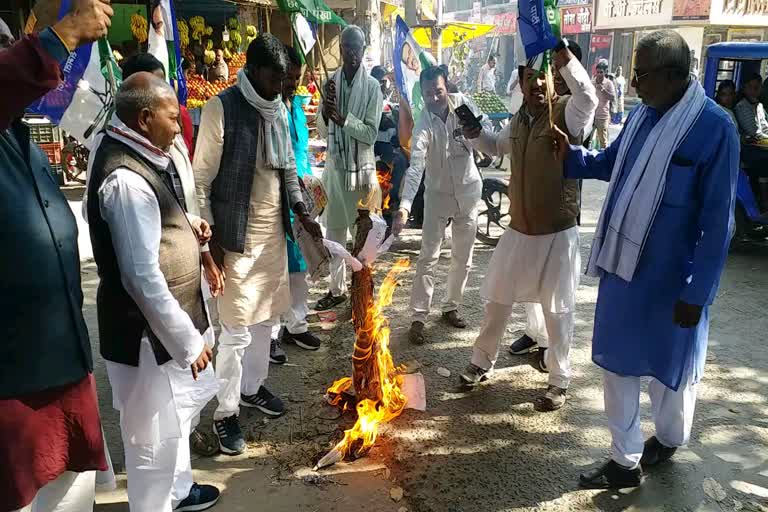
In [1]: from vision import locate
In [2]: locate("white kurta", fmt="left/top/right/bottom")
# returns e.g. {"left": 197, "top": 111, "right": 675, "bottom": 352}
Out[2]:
{"left": 194, "top": 97, "right": 290, "bottom": 327}
{"left": 482, "top": 227, "right": 581, "bottom": 314}
{"left": 97, "top": 127, "right": 218, "bottom": 510}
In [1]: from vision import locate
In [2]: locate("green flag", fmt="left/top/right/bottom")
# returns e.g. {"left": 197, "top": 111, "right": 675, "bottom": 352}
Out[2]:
{"left": 277, "top": 0, "right": 347, "bottom": 26}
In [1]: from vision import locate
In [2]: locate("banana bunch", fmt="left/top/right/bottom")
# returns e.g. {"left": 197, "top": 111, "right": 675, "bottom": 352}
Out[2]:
{"left": 130, "top": 12, "right": 148, "bottom": 43}
{"left": 204, "top": 49, "right": 215, "bottom": 65}
{"left": 205, "top": 39, "right": 213, "bottom": 51}
{"left": 189, "top": 16, "right": 206, "bottom": 42}
{"left": 228, "top": 17, "right": 240, "bottom": 31}
{"left": 177, "top": 20, "right": 189, "bottom": 48}
{"left": 223, "top": 48, "right": 232, "bottom": 60}
{"left": 230, "top": 31, "right": 242, "bottom": 52}
{"left": 245, "top": 25, "right": 257, "bottom": 47}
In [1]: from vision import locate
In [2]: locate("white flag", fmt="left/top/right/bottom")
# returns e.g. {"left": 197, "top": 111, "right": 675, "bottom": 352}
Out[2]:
{"left": 293, "top": 13, "right": 316, "bottom": 56}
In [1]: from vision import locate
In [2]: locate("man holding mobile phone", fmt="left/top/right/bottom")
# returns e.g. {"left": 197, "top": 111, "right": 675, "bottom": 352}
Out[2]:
{"left": 392, "top": 65, "right": 490, "bottom": 345}
{"left": 459, "top": 40, "right": 597, "bottom": 412}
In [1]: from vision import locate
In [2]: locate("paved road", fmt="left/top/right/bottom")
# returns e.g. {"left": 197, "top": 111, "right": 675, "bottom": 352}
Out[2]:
{"left": 76, "top": 127, "right": 768, "bottom": 511}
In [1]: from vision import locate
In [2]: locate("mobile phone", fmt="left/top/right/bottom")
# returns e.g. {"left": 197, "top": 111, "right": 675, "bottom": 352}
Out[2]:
{"left": 455, "top": 104, "right": 482, "bottom": 130}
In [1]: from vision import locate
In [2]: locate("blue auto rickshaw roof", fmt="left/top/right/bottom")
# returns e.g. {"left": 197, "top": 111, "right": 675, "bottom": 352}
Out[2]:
{"left": 706, "top": 42, "right": 768, "bottom": 61}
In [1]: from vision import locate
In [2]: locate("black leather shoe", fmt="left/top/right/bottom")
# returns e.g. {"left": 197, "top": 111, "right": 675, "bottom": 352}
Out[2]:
{"left": 640, "top": 436, "right": 678, "bottom": 466}
{"left": 579, "top": 460, "right": 643, "bottom": 489}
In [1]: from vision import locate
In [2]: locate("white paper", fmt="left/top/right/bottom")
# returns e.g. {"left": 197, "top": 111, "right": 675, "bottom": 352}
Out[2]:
{"left": 322, "top": 239, "right": 363, "bottom": 272}
{"left": 358, "top": 213, "right": 389, "bottom": 265}
{"left": 300, "top": 175, "right": 327, "bottom": 219}
{"left": 402, "top": 372, "right": 426, "bottom": 411}
{"left": 293, "top": 219, "right": 331, "bottom": 281}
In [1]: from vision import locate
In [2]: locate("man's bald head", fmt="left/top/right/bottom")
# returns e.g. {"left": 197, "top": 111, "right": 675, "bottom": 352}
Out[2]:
{"left": 0, "top": 17, "right": 14, "bottom": 49}
{"left": 341, "top": 25, "right": 365, "bottom": 45}
{"left": 340, "top": 25, "right": 365, "bottom": 76}
{"left": 115, "top": 72, "right": 180, "bottom": 150}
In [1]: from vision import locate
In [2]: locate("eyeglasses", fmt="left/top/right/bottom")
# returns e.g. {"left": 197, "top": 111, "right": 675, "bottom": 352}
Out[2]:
{"left": 632, "top": 68, "right": 655, "bottom": 83}
{"left": 632, "top": 66, "right": 687, "bottom": 83}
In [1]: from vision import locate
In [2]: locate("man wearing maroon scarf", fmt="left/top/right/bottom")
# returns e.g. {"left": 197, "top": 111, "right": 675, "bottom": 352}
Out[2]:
{"left": 0, "top": 1, "right": 113, "bottom": 511}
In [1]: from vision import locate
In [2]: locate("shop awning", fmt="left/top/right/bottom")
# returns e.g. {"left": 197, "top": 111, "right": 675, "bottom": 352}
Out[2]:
{"left": 413, "top": 22, "right": 495, "bottom": 49}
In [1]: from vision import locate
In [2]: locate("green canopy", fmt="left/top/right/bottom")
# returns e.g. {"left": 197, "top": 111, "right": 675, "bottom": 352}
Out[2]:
{"left": 276, "top": 0, "right": 347, "bottom": 26}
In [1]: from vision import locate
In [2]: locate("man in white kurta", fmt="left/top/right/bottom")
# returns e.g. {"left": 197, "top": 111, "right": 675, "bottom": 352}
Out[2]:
{"left": 194, "top": 35, "right": 319, "bottom": 456}
{"left": 91, "top": 74, "right": 220, "bottom": 512}
{"left": 315, "top": 26, "right": 383, "bottom": 311}
{"left": 459, "top": 43, "right": 597, "bottom": 411}
{"left": 392, "top": 65, "right": 489, "bottom": 344}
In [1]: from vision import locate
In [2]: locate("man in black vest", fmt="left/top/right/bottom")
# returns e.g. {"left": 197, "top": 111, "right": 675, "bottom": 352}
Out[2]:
{"left": 194, "top": 35, "right": 322, "bottom": 456}
{"left": 87, "top": 73, "right": 220, "bottom": 511}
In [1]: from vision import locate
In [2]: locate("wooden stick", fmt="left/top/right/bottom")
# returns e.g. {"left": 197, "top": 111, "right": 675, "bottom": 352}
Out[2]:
{"left": 545, "top": 65, "right": 555, "bottom": 131}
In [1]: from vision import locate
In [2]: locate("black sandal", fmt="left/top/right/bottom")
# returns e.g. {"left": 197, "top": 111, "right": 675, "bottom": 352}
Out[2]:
{"left": 315, "top": 292, "right": 347, "bottom": 311}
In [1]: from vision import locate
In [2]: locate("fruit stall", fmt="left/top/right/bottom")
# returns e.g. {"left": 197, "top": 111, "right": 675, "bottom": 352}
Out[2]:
{"left": 472, "top": 91, "right": 510, "bottom": 120}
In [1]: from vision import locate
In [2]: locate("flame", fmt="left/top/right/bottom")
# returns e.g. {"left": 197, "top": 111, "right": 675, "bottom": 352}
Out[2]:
{"left": 377, "top": 166, "right": 393, "bottom": 211}
{"left": 326, "top": 258, "right": 410, "bottom": 458}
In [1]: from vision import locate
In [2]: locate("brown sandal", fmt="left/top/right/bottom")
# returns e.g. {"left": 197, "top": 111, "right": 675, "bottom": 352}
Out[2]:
{"left": 190, "top": 427, "right": 219, "bottom": 457}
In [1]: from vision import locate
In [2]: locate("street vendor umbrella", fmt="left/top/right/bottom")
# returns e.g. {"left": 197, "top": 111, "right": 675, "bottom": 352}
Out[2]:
{"left": 412, "top": 22, "right": 495, "bottom": 49}
{"left": 276, "top": 0, "right": 347, "bottom": 26}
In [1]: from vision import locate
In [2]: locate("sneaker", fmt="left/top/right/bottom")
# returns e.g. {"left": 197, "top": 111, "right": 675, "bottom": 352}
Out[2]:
{"left": 534, "top": 348, "right": 549, "bottom": 373}
{"left": 579, "top": 460, "right": 643, "bottom": 489}
{"left": 284, "top": 330, "right": 321, "bottom": 351}
{"left": 509, "top": 334, "right": 538, "bottom": 355}
{"left": 175, "top": 483, "right": 220, "bottom": 511}
{"left": 213, "top": 415, "right": 245, "bottom": 456}
{"left": 240, "top": 386, "right": 285, "bottom": 417}
{"left": 534, "top": 385, "right": 567, "bottom": 411}
{"left": 270, "top": 336, "right": 287, "bottom": 365}
{"left": 459, "top": 364, "right": 490, "bottom": 387}
{"left": 640, "top": 436, "right": 678, "bottom": 466}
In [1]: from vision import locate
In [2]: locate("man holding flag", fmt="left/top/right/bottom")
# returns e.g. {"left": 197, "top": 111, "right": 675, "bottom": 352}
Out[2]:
{"left": 459, "top": 38, "right": 597, "bottom": 412}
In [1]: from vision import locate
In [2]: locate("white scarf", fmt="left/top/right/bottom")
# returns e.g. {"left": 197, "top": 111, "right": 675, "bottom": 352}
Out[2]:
{"left": 237, "top": 68, "right": 291, "bottom": 169}
{"left": 587, "top": 77, "right": 707, "bottom": 282}
{"left": 328, "top": 65, "right": 377, "bottom": 191}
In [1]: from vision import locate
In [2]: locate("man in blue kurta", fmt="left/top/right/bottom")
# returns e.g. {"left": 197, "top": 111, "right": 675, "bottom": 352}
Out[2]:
{"left": 553, "top": 31, "right": 739, "bottom": 488}
{"left": 267, "top": 45, "right": 322, "bottom": 364}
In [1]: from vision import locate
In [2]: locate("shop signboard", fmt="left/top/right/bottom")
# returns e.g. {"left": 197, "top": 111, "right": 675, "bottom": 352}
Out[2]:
{"left": 672, "top": 0, "right": 710, "bottom": 20}
{"left": 588, "top": 33, "right": 612, "bottom": 74}
{"left": 594, "top": 0, "right": 673, "bottom": 28}
{"left": 561, "top": 6, "right": 592, "bottom": 34}
{"left": 558, "top": 0, "right": 591, "bottom": 5}
{"left": 493, "top": 12, "right": 517, "bottom": 35}
{"left": 709, "top": 0, "right": 768, "bottom": 25}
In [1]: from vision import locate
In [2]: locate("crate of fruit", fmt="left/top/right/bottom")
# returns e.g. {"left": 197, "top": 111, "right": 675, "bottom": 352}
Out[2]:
{"left": 471, "top": 92, "right": 509, "bottom": 116}
{"left": 25, "top": 121, "right": 62, "bottom": 144}
{"left": 39, "top": 142, "right": 63, "bottom": 165}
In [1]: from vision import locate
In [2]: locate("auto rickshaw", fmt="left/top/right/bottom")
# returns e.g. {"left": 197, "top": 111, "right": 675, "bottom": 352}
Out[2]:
{"left": 703, "top": 42, "right": 768, "bottom": 242}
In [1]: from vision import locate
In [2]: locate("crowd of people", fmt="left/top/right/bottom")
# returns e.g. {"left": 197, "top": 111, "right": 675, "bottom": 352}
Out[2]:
{"left": 1, "top": 0, "right": 741, "bottom": 509}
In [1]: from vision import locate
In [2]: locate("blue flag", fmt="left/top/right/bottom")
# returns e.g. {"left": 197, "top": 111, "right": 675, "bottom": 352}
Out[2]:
{"left": 517, "top": 0, "right": 558, "bottom": 59}
{"left": 27, "top": 0, "right": 121, "bottom": 147}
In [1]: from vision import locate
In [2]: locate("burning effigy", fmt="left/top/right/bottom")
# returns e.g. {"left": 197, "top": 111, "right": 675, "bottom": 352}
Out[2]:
{"left": 315, "top": 209, "right": 411, "bottom": 470}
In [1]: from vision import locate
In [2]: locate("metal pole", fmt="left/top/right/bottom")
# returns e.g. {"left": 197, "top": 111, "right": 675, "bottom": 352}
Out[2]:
{"left": 435, "top": 0, "right": 444, "bottom": 64}
{"left": 405, "top": 0, "right": 418, "bottom": 27}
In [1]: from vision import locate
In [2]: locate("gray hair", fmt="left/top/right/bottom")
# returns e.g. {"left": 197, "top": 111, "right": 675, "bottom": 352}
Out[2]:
{"left": 115, "top": 72, "right": 176, "bottom": 121}
{"left": 341, "top": 25, "right": 366, "bottom": 45}
{"left": 636, "top": 30, "right": 690, "bottom": 79}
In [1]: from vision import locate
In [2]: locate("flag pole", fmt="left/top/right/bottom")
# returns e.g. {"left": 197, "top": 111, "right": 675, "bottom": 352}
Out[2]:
{"left": 545, "top": 63, "right": 554, "bottom": 131}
